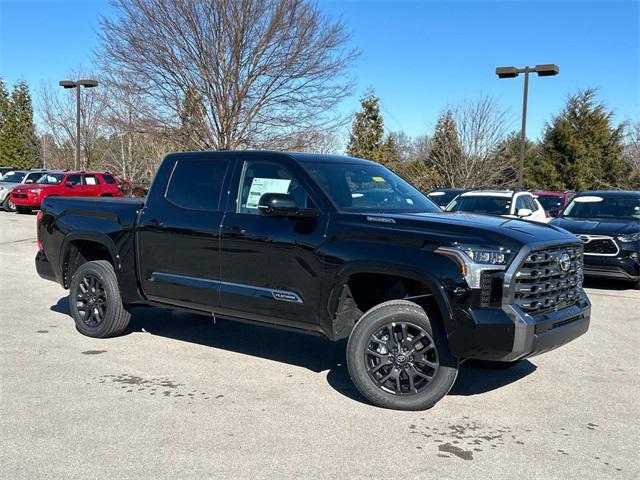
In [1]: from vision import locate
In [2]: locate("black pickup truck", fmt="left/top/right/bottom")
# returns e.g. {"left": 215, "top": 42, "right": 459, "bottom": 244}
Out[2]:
{"left": 36, "top": 151, "right": 591, "bottom": 410}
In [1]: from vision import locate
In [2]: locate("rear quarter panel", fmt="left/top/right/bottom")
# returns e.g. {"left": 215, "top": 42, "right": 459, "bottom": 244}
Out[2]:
{"left": 39, "top": 196, "right": 145, "bottom": 303}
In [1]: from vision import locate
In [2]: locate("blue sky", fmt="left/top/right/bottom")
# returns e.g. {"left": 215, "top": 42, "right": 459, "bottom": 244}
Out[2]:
{"left": 1, "top": 0, "right": 638, "bottom": 141}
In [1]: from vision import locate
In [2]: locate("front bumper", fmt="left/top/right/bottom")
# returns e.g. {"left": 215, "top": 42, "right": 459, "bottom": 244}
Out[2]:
{"left": 10, "top": 193, "right": 41, "bottom": 208}
{"left": 448, "top": 291, "right": 591, "bottom": 361}
{"left": 583, "top": 254, "right": 639, "bottom": 282}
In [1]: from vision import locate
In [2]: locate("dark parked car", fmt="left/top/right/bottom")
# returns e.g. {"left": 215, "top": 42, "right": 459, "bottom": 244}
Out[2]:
{"left": 427, "top": 188, "right": 467, "bottom": 208}
{"left": 530, "top": 190, "right": 574, "bottom": 218}
{"left": 551, "top": 191, "right": 639, "bottom": 289}
{"left": 35, "top": 151, "right": 591, "bottom": 410}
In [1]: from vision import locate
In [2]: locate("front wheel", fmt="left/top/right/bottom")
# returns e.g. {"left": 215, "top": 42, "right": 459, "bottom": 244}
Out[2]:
{"left": 2, "top": 197, "right": 16, "bottom": 212}
{"left": 346, "top": 300, "right": 458, "bottom": 410}
{"left": 69, "top": 260, "right": 131, "bottom": 338}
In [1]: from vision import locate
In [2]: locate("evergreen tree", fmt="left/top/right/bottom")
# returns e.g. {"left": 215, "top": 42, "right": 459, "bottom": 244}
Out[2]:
{"left": 0, "top": 80, "right": 39, "bottom": 168}
{"left": 346, "top": 89, "right": 384, "bottom": 160}
{"left": 0, "top": 79, "right": 16, "bottom": 166}
{"left": 11, "top": 81, "right": 40, "bottom": 168}
{"left": 532, "top": 89, "right": 628, "bottom": 190}
{"left": 428, "top": 109, "right": 461, "bottom": 167}
{"left": 178, "top": 86, "right": 206, "bottom": 151}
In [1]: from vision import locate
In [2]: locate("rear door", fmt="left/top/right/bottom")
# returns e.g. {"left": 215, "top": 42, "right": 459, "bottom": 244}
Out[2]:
{"left": 137, "top": 154, "right": 232, "bottom": 311}
{"left": 81, "top": 174, "right": 102, "bottom": 196}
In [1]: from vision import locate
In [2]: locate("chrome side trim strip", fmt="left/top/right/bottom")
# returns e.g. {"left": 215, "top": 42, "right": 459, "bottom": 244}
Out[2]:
{"left": 150, "top": 272, "right": 304, "bottom": 304}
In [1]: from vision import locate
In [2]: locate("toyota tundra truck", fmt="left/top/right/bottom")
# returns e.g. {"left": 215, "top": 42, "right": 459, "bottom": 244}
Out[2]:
{"left": 35, "top": 151, "right": 591, "bottom": 410}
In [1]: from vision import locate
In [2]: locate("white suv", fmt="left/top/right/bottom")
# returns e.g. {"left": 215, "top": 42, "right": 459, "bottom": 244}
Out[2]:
{"left": 444, "top": 190, "right": 548, "bottom": 223}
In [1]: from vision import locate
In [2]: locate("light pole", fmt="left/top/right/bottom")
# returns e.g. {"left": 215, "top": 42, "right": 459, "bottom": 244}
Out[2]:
{"left": 495, "top": 64, "right": 559, "bottom": 187}
{"left": 59, "top": 79, "right": 99, "bottom": 170}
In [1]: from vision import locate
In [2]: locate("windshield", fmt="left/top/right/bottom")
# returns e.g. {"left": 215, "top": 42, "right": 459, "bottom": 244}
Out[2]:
{"left": 428, "top": 190, "right": 463, "bottom": 208}
{"left": 0, "top": 171, "right": 26, "bottom": 183}
{"left": 37, "top": 173, "right": 64, "bottom": 185}
{"left": 562, "top": 195, "right": 640, "bottom": 220}
{"left": 446, "top": 196, "right": 511, "bottom": 215}
{"left": 304, "top": 162, "right": 440, "bottom": 213}
{"left": 537, "top": 195, "right": 565, "bottom": 211}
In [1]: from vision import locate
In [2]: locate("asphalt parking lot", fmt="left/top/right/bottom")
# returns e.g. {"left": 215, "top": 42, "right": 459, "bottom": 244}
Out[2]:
{"left": 1, "top": 212, "right": 639, "bottom": 480}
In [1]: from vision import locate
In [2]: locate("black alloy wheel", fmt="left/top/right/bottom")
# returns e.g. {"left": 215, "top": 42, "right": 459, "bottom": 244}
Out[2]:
{"left": 365, "top": 322, "right": 439, "bottom": 395}
{"left": 75, "top": 274, "right": 108, "bottom": 327}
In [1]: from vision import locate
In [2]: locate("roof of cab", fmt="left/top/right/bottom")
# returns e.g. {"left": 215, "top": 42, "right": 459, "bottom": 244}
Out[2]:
{"left": 576, "top": 190, "right": 640, "bottom": 197}
{"left": 164, "top": 150, "right": 377, "bottom": 166}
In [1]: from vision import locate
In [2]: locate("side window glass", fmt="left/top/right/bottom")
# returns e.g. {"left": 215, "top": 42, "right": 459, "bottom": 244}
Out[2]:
{"left": 525, "top": 195, "right": 536, "bottom": 211}
{"left": 66, "top": 175, "right": 82, "bottom": 185}
{"left": 102, "top": 174, "right": 116, "bottom": 184}
{"left": 165, "top": 159, "right": 229, "bottom": 212}
{"left": 515, "top": 195, "right": 526, "bottom": 211}
{"left": 83, "top": 175, "right": 100, "bottom": 185}
{"left": 237, "top": 160, "right": 313, "bottom": 215}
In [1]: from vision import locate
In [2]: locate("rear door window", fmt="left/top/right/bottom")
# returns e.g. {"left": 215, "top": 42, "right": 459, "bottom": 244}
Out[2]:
{"left": 165, "top": 159, "right": 230, "bottom": 212}
{"left": 102, "top": 174, "right": 117, "bottom": 184}
{"left": 83, "top": 174, "right": 100, "bottom": 185}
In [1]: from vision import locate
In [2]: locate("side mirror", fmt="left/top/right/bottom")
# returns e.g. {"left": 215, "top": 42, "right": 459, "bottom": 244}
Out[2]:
{"left": 258, "top": 193, "right": 317, "bottom": 218}
{"left": 517, "top": 208, "right": 533, "bottom": 218}
{"left": 65, "top": 181, "right": 74, "bottom": 188}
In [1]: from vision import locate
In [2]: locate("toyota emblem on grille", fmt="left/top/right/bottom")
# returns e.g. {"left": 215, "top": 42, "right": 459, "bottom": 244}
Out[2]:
{"left": 579, "top": 235, "right": 590, "bottom": 243}
{"left": 559, "top": 252, "right": 571, "bottom": 272}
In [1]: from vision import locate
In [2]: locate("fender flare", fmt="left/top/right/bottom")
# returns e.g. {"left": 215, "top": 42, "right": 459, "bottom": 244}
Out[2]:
{"left": 59, "top": 231, "right": 121, "bottom": 288}
{"left": 326, "top": 261, "right": 456, "bottom": 340}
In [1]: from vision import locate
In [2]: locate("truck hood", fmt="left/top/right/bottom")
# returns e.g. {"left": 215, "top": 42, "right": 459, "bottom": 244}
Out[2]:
{"left": 361, "top": 211, "right": 579, "bottom": 250}
{"left": 551, "top": 217, "right": 640, "bottom": 236}
{"left": 12, "top": 184, "right": 56, "bottom": 193}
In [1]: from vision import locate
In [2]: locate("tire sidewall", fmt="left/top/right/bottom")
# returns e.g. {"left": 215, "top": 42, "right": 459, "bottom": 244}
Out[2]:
{"left": 347, "top": 301, "right": 458, "bottom": 410}
{"left": 69, "top": 261, "right": 121, "bottom": 338}
{"left": 3, "top": 197, "right": 16, "bottom": 212}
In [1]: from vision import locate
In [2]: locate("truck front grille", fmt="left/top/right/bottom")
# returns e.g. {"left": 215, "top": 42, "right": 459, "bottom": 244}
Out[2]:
{"left": 513, "top": 245, "right": 584, "bottom": 313}
{"left": 580, "top": 235, "right": 619, "bottom": 255}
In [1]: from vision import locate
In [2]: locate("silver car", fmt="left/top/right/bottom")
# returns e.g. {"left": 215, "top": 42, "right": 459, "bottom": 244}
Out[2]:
{"left": 0, "top": 170, "right": 48, "bottom": 212}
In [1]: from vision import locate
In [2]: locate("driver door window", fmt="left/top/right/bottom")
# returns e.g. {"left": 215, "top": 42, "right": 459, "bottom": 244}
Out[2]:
{"left": 236, "top": 160, "right": 314, "bottom": 215}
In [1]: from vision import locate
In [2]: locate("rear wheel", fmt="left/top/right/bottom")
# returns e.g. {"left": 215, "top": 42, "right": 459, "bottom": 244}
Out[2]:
{"left": 69, "top": 260, "right": 130, "bottom": 338}
{"left": 346, "top": 300, "right": 458, "bottom": 410}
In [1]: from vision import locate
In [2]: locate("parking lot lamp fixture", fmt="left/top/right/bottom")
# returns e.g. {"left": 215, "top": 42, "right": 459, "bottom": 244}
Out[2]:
{"left": 58, "top": 79, "right": 99, "bottom": 170}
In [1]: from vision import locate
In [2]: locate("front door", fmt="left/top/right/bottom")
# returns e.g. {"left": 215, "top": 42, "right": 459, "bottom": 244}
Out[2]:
{"left": 137, "top": 154, "right": 232, "bottom": 311}
{"left": 218, "top": 155, "right": 328, "bottom": 328}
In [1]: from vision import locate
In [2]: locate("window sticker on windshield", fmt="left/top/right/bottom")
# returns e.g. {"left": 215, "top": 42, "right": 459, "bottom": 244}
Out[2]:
{"left": 246, "top": 177, "right": 291, "bottom": 209}
{"left": 574, "top": 196, "right": 603, "bottom": 203}
{"left": 372, "top": 176, "right": 385, "bottom": 182}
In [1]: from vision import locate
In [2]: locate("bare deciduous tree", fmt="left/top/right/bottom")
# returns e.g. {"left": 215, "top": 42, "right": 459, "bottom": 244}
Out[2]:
{"left": 437, "top": 96, "right": 513, "bottom": 188}
{"left": 99, "top": 0, "right": 358, "bottom": 150}
{"left": 38, "top": 70, "right": 106, "bottom": 169}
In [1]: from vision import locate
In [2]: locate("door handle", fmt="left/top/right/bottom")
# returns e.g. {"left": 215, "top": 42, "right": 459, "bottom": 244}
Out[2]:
{"left": 228, "top": 226, "right": 246, "bottom": 237}
{"left": 148, "top": 218, "right": 165, "bottom": 228}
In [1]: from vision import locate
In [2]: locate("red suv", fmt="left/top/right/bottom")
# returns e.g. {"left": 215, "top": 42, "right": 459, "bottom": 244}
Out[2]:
{"left": 530, "top": 190, "right": 575, "bottom": 218}
{"left": 10, "top": 171, "right": 123, "bottom": 213}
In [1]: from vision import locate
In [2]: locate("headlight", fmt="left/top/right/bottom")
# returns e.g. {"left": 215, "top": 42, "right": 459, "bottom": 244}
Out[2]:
{"left": 617, "top": 232, "right": 640, "bottom": 243}
{"left": 435, "top": 245, "right": 512, "bottom": 288}
{"left": 460, "top": 246, "right": 511, "bottom": 265}
{"left": 30, "top": 188, "right": 42, "bottom": 194}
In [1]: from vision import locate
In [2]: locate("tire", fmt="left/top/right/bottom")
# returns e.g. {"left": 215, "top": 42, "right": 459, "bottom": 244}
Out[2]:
{"left": 15, "top": 206, "right": 31, "bottom": 214}
{"left": 68, "top": 260, "right": 131, "bottom": 338}
{"left": 471, "top": 359, "right": 521, "bottom": 369}
{"left": 2, "top": 197, "right": 16, "bottom": 212}
{"left": 634, "top": 279, "right": 640, "bottom": 291}
{"left": 346, "top": 300, "right": 459, "bottom": 410}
